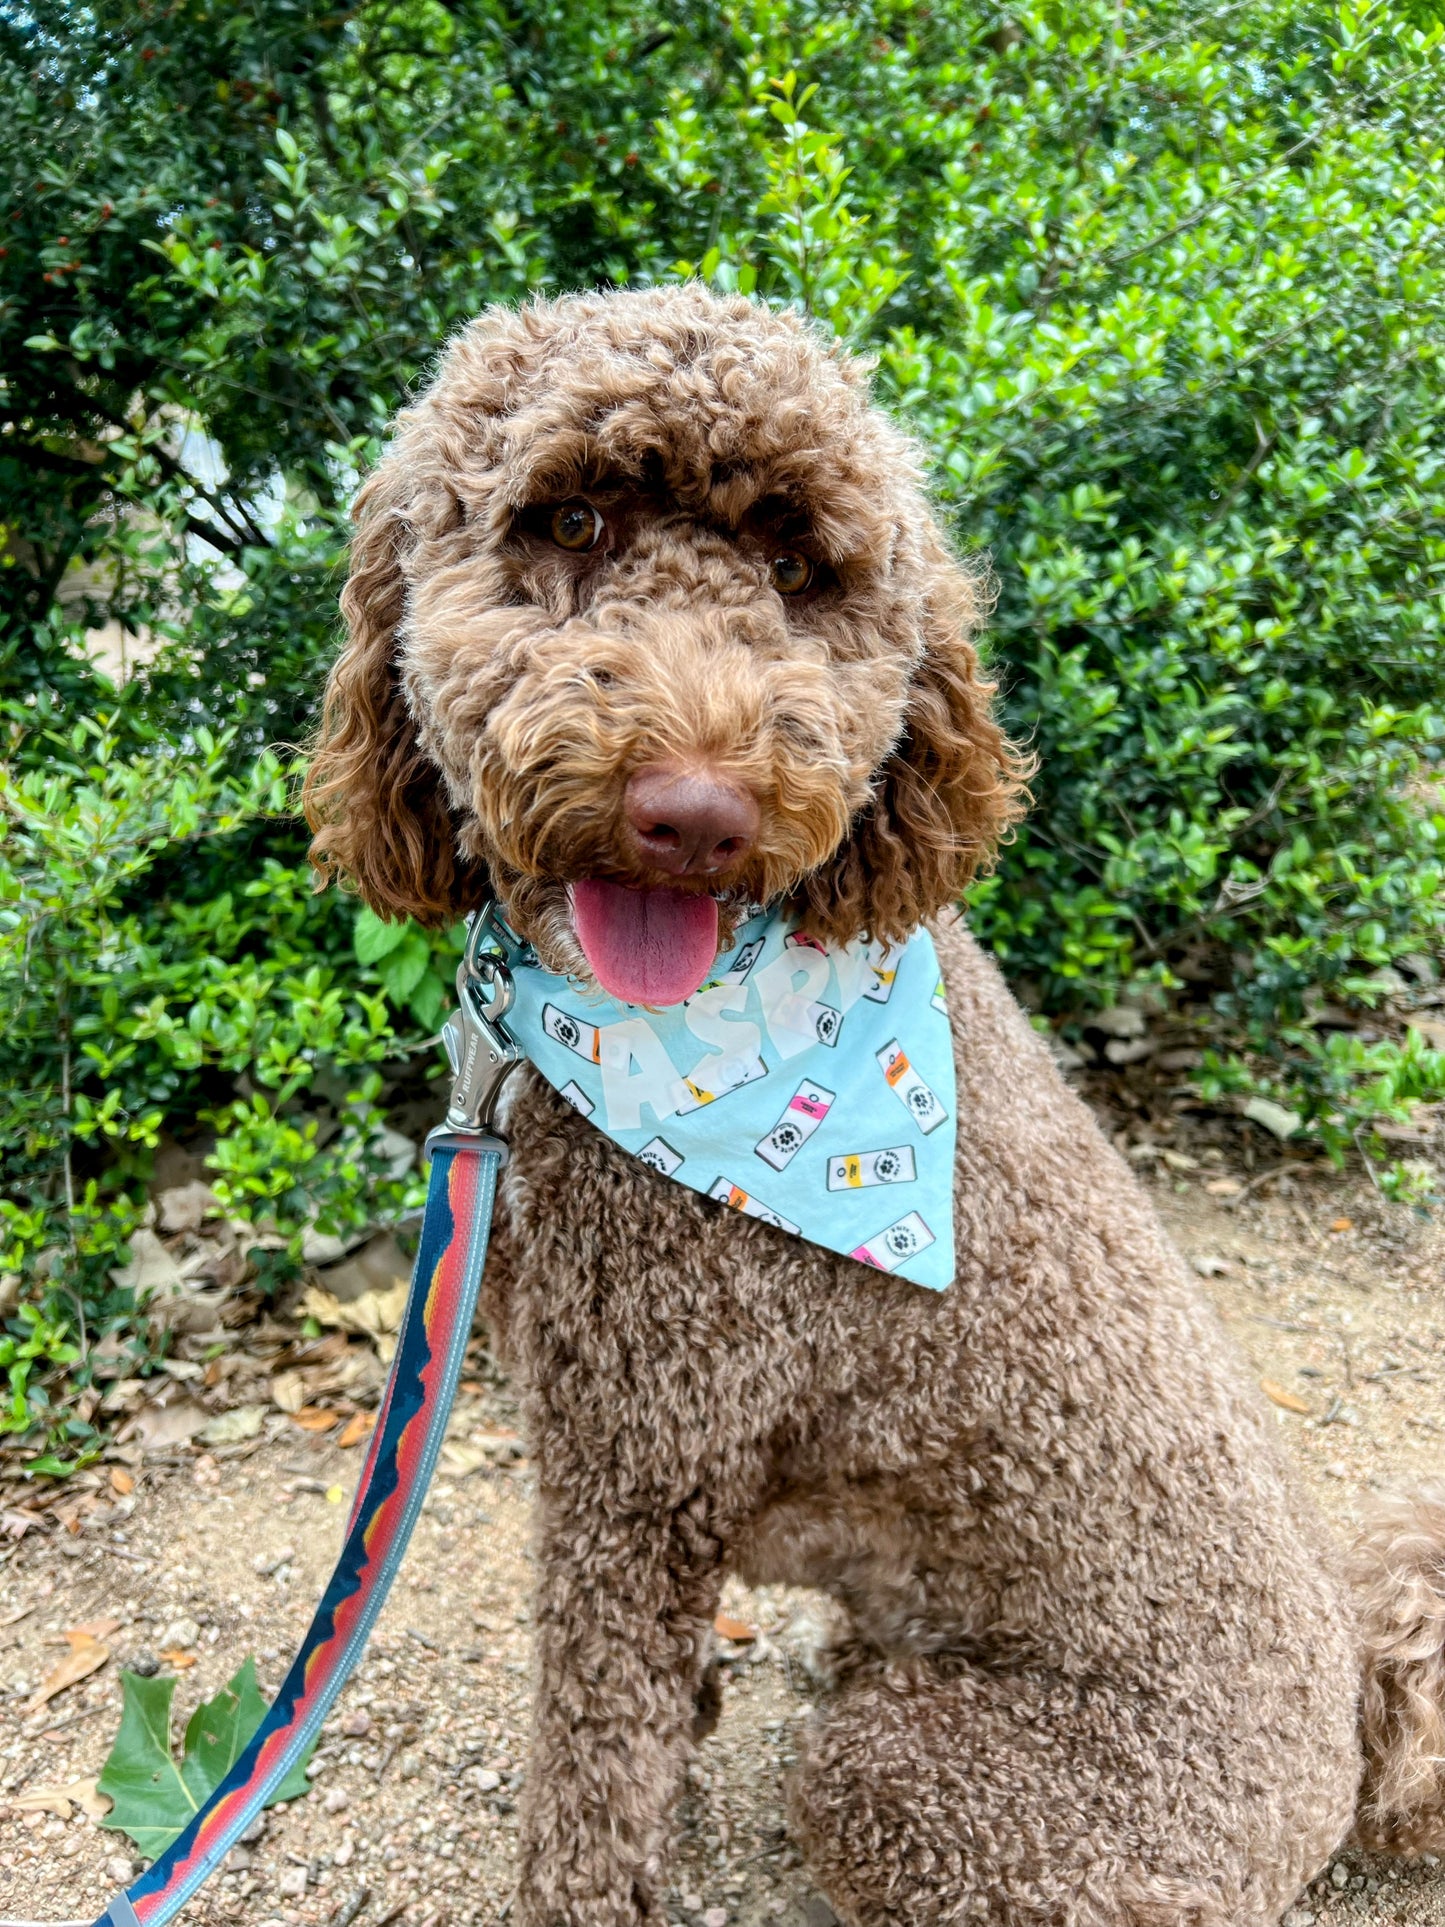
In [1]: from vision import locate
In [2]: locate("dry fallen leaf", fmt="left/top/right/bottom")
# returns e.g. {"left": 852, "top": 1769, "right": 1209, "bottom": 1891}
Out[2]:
{"left": 25, "top": 1628, "right": 110, "bottom": 1713}
{"left": 161, "top": 1648, "right": 198, "bottom": 1669}
{"left": 109, "top": 1466, "right": 135, "bottom": 1497}
{"left": 66, "top": 1616, "right": 122, "bottom": 1642}
{"left": 713, "top": 1613, "right": 756, "bottom": 1643}
{"left": 199, "top": 1404, "right": 267, "bottom": 1447}
{"left": 270, "top": 1370, "right": 307, "bottom": 1415}
{"left": 156, "top": 1181, "right": 222, "bottom": 1234}
{"left": 1204, "top": 1177, "right": 1243, "bottom": 1197}
{"left": 125, "top": 1395, "right": 209, "bottom": 1452}
{"left": 337, "top": 1411, "right": 376, "bottom": 1450}
{"left": 291, "top": 1406, "right": 339, "bottom": 1433}
{"left": 301, "top": 1277, "right": 409, "bottom": 1362}
{"left": 1330, "top": 1217, "right": 1353, "bottom": 1233}
{"left": 9, "top": 1776, "right": 111, "bottom": 1822}
{"left": 0, "top": 1604, "right": 33, "bottom": 1629}
{"left": 1260, "top": 1378, "right": 1311, "bottom": 1416}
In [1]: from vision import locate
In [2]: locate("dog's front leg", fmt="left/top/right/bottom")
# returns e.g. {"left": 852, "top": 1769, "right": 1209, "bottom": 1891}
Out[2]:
{"left": 514, "top": 1484, "right": 725, "bottom": 1927}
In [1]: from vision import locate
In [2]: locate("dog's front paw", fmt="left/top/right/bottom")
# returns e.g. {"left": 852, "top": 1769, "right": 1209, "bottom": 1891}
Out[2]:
{"left": 513, "top": 1873, "right": 662, "bottom": 1927}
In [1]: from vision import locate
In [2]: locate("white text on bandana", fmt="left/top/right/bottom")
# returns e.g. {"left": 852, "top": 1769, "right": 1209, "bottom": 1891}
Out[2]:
{"left": 507, "top": 909, "right": 957, "bottom": 1289}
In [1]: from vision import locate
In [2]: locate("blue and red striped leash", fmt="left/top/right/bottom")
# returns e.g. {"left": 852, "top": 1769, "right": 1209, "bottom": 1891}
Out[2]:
{"left": 92, "top": 908, "right": 526, "bottom": 1927}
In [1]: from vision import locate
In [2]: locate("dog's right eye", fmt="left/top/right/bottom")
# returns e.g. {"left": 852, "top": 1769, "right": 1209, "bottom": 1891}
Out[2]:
{"left": 550, "top": 501, "right": 603, "bottom": 552}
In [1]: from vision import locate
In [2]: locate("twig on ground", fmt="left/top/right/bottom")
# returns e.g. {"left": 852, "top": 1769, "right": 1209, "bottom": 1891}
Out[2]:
{"left": 23, "top": 1699, "right": 110, "bottom": 1739}
{"left": 329, "top": 1884, "right": 371, "bottom": 1927}
{"left": 1224, "top": 1161, "right": 1312, "bottom": 1209}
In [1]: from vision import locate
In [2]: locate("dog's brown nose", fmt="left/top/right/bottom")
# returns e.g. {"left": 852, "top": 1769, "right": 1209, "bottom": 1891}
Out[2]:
{"left": 623, "top": 765, "right": 759, "bottom": 878}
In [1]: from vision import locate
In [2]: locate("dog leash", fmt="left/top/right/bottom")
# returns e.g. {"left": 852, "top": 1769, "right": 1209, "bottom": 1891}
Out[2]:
{"left": 88, "top": 907, "right": 526, "bottom": 1927}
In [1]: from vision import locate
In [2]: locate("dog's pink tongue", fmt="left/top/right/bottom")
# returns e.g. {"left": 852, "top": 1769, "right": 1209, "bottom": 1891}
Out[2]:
{"left": 571, "top": 881, "right": 719, "bottom": 1006}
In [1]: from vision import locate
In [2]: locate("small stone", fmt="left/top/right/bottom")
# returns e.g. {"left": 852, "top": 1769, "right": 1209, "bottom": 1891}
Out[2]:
{"left": 341, "top": 1710, "right": 372, "bottom": 1737}
{"left": 681, "top": 1895, "right": 703, "bottom": 1914}
{"left": 1104, "top": 1036, "right": 1154, "bottom": 1066}
{"left": 1088, "top": 1006, "right": 1147, "bottom": 1040}
{"left": 803, "top": 1901, "right": 840, "bottom": 1927}
{"left": 1242, "top": 1095, "right": 1302, "bottom": 1141}
{"left": 240, "top": 1812, "right": 268, "bottom": 1846}
{"left": 1325, "top": 1462, "right": 1349, "bottom": 1479}
{"left": 277, "top": 1865, "right": 308, "bottom": 1898}
{"left": 334, "top": 1838, "right": 354, "bottom": 1867}
{"left": 323, "top": 1786, "right": 350, "bottom": 1814}
{"left": 1331, "top": 1862, "right": 1349, "bottom": 1889}
{"left": 473, "top": 1768, "right": 502, "bottom": 1792}
{"left": 128, "top": 1651, "right": 160, "bottom": 1678}
{"left": 702, "top": 1911, "right": 727, "bottom": 1927}
{"left": 254, "top": 1547, "right": 295, "bottom": 1577}
{"left": 107, "top": 1855, "right": 134, "bottom": 1884}
{"left": 400, "top": 1752, "right": 421, "bottom": 1780}
{"left": 159, "top": 1616, "right": 201, "bottom": 1651}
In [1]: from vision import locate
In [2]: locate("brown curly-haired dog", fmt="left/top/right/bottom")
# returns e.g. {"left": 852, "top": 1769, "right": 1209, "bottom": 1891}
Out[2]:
{"left": 306, "top": 285, "right": 1445, "bottom": 1927}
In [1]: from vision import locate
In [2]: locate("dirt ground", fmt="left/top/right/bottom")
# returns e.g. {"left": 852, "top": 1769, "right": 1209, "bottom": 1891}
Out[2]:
{"left": 3, "top": 1107, "right": 1445, "bottom": 1927}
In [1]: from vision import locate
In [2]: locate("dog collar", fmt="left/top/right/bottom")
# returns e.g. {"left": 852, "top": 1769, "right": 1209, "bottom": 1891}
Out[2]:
{"left": 507, "top": 904, "right": 957, "bottom": 1289}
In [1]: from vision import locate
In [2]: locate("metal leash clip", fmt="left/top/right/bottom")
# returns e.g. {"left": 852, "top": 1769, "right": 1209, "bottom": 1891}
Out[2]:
{"left": 426, "top": 901, "right": 527, "bottom": 1161}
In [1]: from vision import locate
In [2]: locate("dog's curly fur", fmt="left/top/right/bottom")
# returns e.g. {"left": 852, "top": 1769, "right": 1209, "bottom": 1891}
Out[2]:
{"left": 307, "top": 285, "right": 1445, "bottom": 1926}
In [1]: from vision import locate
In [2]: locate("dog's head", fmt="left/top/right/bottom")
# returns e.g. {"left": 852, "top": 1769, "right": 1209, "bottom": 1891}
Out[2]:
{"left": 306, "top": 286, "right": 1028, "bottom": 1002}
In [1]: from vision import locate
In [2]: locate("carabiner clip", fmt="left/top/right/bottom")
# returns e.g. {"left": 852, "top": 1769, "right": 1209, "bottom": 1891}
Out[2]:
{"left": 427, "top": 903, "right": 527, "bottom": 1159}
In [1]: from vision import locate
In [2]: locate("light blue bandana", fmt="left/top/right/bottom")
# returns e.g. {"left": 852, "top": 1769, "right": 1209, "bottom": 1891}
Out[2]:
{"left": 507, "top": 907, "right": 957, "bottom": 1290}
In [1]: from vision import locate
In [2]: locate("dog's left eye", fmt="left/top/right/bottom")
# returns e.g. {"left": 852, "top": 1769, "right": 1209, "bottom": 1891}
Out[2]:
{"left": 770, "top": 551, "right": 813, "bottom": 596}
{"left": 551, "top": 501, "right": 604, "bottom": 552}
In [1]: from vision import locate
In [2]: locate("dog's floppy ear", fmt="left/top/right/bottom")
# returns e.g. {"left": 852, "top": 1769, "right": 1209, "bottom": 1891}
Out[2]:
{"left": 799, "top": 526, "right": 1031, "bottom": 947}
{"left": 304, "top": 463, "right": 480, "bottom": 925}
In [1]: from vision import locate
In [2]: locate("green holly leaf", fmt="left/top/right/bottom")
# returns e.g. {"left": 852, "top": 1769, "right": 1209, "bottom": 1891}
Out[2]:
{"left": 376, "top": 926, "right": 430, "bottom": 1002}
{"left": 353, "top": 904, "right": 410, "bottom": 965}
{"left": 99, "top": 1661, "right": 313, "bottom": 1857}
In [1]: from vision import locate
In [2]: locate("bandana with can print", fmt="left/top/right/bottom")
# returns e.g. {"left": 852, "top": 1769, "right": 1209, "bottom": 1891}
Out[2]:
{"left": 506, "top": 906, "right": 957, "bottom": 1290}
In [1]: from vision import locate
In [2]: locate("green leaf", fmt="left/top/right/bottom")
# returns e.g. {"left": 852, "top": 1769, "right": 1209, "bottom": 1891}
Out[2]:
{"left": 100, "top": 1662, "right": 313, "bottom": 1856}
{"left": 23, "top": 1449, "right": 99, "bottom": 1478}
{"left": 377, "top": 926, "right": 430, "bottom": 1002}
{"left": 181, "top": 1657, "right": 311, "bottom": 1805}
{"left": 354, "top": 905, "right": 410, "bottom": 965}
{"left": 98, "top": 1672, "right": 196, "bottom": 1858}
{"left": 408, "top": 968, "right": 448, "bottom": 1033}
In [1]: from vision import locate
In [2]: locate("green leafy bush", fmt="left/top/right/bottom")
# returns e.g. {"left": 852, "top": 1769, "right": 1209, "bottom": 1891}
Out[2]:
{"left": 2, "top": 0, "right": 1443, "bottom": 1450}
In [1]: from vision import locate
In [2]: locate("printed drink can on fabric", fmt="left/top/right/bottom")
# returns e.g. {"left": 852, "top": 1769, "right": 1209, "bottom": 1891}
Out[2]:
{"left": 505, "top": 908, "right": 957, "bottom": 1289}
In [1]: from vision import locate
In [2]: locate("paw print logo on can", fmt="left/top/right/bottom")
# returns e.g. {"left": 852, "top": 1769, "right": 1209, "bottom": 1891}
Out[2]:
{"left": 884, "top": 1219, "right": 921, "bottom": 1259}
{"left": 876, "top": 1039, "right": 947, "bottom": 1136}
